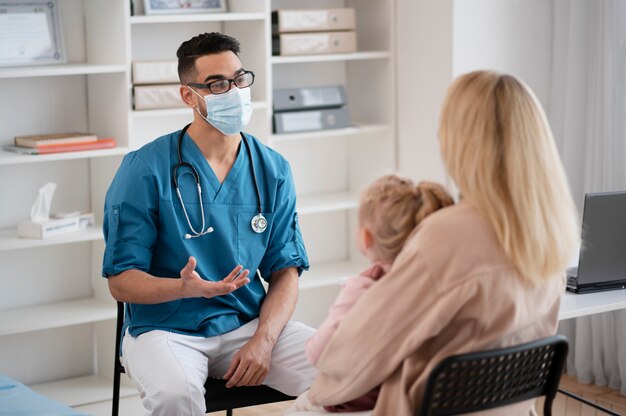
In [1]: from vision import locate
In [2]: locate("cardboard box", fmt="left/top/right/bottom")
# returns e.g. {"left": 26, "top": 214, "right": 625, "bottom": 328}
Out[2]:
{"left": 18, "top": 217, "right": 80, "bottom": 239}
{"left": 273, "top": 31, "right": 357, "bottom": 56}
{"left": 134, "top": 84, "right": 186, "bottom": 110}
{"left": 132, "top": 61, "right": 179, "bottom": 85}
{"left": 272, "top": 9, "right": 356, "bottom": 33}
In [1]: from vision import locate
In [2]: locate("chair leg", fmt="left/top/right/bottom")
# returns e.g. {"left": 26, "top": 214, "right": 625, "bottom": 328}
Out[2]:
{"left": 226, "top": 409, "right": 233, "bottom": 416}
{"left": 558, "top": 388, "right": 621, "bottom": 416}
{"left": 112, "top": 368, "right": 121, "bottom": 416}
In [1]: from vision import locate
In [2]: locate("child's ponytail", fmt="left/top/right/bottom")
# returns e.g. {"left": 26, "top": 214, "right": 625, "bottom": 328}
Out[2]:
{"left": 414, "top": 182, "right": 455, "bottom": 223}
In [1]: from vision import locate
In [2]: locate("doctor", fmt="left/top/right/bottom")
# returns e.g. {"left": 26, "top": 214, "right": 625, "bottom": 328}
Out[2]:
{"left": 102, "top": 32, "right": 315, "bottom": 416}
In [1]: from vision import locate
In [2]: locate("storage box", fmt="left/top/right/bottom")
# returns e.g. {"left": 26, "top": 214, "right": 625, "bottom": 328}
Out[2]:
{"left": 273, "top": 85, "right": 347, "bottom": 112}
{"left": 272, "top": 8, "right": 356, "bottom": 33}
{"left": 273, "top": 31, "right": 357, "bottom": 56}
{"left": 133, "top": 84, "right": 186, "bottom": 110}
{"left": 17, "top": 217, "right": 80, "bottom": 239}
{"left": 132, "top": 61, "right": 179, "bottom": 85}
{"left": 274, "top": 107, "right": 351, "bottom": 134}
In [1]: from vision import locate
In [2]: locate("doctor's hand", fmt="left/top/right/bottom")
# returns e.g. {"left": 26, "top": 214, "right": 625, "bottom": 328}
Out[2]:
{"left": 179, "top": 256, "right": 250, "bottom": 299}
{"left": 223, "top": 335, "right": 273, "bottom": 388}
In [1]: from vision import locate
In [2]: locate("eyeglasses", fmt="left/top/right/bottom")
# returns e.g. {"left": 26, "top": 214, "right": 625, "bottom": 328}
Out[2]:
{"left": 187, "top": 71, "right": 255, "bottom": 95}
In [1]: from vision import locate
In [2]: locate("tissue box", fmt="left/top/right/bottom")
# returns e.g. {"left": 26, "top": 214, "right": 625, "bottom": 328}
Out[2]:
{"left": 18, "top": 217, "right": 80, "bottom": 239}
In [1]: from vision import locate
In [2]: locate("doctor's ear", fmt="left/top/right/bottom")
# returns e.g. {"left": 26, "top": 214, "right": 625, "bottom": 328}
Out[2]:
{"left": 180, "top": 85, "right": 197, "bottom": 107}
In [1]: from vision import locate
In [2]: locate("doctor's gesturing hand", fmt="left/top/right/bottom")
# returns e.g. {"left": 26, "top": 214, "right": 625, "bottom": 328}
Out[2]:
{"left": 179, "top": 256, "right": 250, "bottom": 298}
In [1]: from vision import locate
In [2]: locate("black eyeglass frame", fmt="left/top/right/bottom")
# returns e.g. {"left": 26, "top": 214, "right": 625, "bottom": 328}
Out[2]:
{"left": 187, "top": 70, "right": 255, "bottom": 95}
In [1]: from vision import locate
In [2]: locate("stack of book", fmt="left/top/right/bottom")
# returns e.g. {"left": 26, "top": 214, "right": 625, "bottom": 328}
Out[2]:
{"left": 4, "top": 133, "right": 116, "bottom": 155}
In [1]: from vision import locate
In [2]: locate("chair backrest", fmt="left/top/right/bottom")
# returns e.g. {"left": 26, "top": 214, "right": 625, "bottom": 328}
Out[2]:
{"left": 418, "top": 335, "right": 569, "bottom": 416}
{"left": 112, "top": 301, "right": 294, "bottom": 416}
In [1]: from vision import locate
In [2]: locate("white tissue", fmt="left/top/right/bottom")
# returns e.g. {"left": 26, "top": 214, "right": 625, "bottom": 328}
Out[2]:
{"left": 30, "top": 182, "right": 56, "bottom": 223}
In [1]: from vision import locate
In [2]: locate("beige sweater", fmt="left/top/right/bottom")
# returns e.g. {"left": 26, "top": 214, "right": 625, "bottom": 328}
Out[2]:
{"left": 307, "top": 202, "right": 565, "bottom": 416}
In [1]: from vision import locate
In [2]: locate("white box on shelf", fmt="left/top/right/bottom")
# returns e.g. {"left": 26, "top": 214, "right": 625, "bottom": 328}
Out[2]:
{"left": 272, "top": 31, "right": 357, "bottom": 56}
{"left": 17, "top": 217, "right": 80, "bottom": 239}
{"left": 272, "top": 8, "right": 356, "bottom": 34}
{"left": 134, "top": 84, "right": 185, "bottom": 110}
{"left": 132, "top": 61, "right": 179, "bottom": 85}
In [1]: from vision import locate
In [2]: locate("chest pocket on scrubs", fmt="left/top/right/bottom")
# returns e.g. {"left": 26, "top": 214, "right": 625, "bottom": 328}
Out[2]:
{"left": 237, "top": 212, "right": 273, "bottom": 273}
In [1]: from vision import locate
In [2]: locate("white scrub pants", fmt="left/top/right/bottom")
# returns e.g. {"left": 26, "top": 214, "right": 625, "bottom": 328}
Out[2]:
{"left": 121, "top": 319, "right": 316, "bottom": 416}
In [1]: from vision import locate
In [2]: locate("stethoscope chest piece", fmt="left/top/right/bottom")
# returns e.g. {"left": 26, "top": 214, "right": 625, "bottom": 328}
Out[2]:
{"left": 251, "top": 213, "right": 267, "bottom": 234}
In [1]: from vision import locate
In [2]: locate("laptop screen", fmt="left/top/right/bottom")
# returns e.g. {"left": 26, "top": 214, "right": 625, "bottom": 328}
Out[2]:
{"left": 577, "top": 191, "right": 626, "bottom": 286}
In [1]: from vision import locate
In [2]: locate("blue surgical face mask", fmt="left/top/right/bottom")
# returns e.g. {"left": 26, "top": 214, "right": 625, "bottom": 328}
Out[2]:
{"left": 189, "top": 86, "right": 253, "bottom": 135}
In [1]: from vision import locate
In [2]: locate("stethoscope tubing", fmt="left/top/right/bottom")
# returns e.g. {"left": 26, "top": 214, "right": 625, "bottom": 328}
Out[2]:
{"left": 173, "top": 124, "right": 265, "bottom": 238}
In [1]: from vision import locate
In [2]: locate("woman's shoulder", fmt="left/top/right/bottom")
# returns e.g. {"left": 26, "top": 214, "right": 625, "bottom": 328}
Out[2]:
{"left": 402, "top": 201, "right": 513, "bottom": 285}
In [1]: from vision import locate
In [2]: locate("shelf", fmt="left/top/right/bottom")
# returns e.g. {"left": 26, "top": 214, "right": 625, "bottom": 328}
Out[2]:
{"left": 130, "top": 12, "right": 266, "bottom": 24}
{"left": 297, "top": 191, "right": 359, "bottom": 215}
{"left": 271, "top": 51, "right": 391, "bottom": 65}
{"left": 0, "top": 226, "right": 103, "bottom": 252}
{"left": 559, "top": 289, "right": 626, "bottom": 321}
{"left": 0, "top": 298, "right": 116, "bottom": 337}
{"left": 131, "top": 101, "right": 267, "bottom": 118}
{"left": 0, "top": 147, "right": 129, "bottom": 166}
{"left": 271, "top": 124, "right": 390, "bottom": 142}
{"left": 0, "top": 64, "right": 127, "bottom": 79}
{"left": 31, "top": 375, "right": 136, "bottom": 408}
{"left": 299, "top": 260, "right": 366, "bottom": 290}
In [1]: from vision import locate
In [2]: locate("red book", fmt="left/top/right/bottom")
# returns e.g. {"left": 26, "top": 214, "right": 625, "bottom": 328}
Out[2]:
{"left": 36, "top": 138, "right": 116, "bottom": 154}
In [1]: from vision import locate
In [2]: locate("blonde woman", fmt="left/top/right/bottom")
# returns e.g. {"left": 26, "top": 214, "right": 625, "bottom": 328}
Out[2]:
{"left": 289, "top": 71, "right": 579, "bottom": 416}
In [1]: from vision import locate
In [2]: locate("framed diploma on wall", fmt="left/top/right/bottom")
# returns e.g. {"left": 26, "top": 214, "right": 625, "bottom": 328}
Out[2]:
{"left": 143, "top": 0, "right": 227, "bottom": 15}
{"left": 0, "top": 0, "right": 66, "bottom": 67}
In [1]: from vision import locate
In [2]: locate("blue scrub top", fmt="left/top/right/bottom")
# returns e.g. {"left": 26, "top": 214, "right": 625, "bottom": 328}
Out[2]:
{"left": 102, "top": 129, "right": 309, "bottom": 338}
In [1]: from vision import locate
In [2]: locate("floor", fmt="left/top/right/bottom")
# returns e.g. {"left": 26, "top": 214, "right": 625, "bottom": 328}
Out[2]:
{"left": 75, "top": 375, "right": 626, "bottom": 415}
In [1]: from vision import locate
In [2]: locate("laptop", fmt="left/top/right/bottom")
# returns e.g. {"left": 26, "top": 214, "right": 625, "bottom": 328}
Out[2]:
{"left": 566, "top": 191, "right": 626, "bottom": 293}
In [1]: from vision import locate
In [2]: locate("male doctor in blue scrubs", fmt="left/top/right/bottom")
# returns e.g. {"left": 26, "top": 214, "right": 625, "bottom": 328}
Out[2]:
{"left": 102, "top": 32, "right": 315, "bottom": 416}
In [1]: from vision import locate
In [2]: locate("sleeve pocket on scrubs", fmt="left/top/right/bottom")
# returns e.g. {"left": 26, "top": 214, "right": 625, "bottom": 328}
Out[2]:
{"left": 237, "top": 212, "right": 273, "bottom": 273}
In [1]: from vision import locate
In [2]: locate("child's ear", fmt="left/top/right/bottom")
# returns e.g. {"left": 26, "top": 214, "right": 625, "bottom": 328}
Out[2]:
{"left": 361, "top": 228, "right": 374, "bottom": 249}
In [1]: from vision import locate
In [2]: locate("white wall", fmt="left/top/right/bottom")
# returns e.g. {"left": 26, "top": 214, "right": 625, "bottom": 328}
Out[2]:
{"left": 453, "top": 0, "right": 553, "bottom": 107}
{"left": 396, "top": 0, "right": 555, "bottom": 186}
{"left": 395, "top": 0, "right": 452, "bottom": 184}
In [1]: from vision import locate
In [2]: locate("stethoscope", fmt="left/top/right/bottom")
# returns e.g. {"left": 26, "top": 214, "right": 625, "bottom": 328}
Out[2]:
{"left": 173, "top": 123, "right": 267, "bottom": 239}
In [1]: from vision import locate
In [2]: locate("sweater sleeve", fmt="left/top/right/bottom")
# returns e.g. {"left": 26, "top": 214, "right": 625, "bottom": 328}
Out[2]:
{"left": 306, "top": 275, "right": 376, "bottom": 365}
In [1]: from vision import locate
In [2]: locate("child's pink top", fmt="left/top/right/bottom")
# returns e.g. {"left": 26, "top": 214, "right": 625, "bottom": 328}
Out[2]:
{"left": 306, "top": 262, "right": 390, "bottom": 365}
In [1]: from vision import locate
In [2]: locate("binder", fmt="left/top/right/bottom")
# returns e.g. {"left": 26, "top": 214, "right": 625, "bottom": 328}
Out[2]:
{"left": 273, "top": 31, "right": 357, "bottom": 56}
{"left": 132, "top": 60, "right": 179, "bottom": 85}
{"left": 274, "top": 86, "right": 347, "bottom": 112}
{"left": 273, "top": 108, "right": 351, "bottom": 134}
{"left": 272, "top": 8, "right": 356, "bottom": 34}
{"left": 134, "top": 84, "right": 186, "bottom": 110}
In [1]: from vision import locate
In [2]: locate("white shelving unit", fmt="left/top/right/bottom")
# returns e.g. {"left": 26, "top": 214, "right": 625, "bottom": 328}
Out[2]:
{"left": 0, "top": 0, "right": 395, "bottom": 410}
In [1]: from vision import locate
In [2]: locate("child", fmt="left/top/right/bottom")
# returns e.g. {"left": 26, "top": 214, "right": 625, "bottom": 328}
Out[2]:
{"left": 305, "top": 174, "right": 454, "bottom": 412}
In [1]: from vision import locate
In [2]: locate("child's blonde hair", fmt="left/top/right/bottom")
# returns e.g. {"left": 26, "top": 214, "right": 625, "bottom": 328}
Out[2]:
{"left": 359, "top": 175, "right": 454, "bottom": 263}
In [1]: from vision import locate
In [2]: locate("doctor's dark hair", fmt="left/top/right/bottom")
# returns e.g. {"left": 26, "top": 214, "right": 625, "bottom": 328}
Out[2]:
{"left": 177, "top": 32, "right": 241, "bottom": 84}
{"left": 359, "top": 175, "right": 454, "bottom": 263}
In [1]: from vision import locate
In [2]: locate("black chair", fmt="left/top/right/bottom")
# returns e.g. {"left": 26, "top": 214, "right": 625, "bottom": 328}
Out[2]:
{"left": 112, "top": 302, "right": 295, "bottom": 416}
{"left": 418, "top": 335, "right": 569, "bottom": 416}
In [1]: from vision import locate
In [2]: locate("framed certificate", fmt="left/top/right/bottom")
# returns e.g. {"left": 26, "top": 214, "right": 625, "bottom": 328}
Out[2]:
{"left": 143, "top": 0, "right": 227, "bottom": 15}
{"left": 0, "top": 0, "right": 66, "bottom": 67}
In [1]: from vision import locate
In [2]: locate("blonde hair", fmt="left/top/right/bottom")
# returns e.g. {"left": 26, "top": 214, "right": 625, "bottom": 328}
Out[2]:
{"left": 438, "top": 70, "right": 579, "bottom": 282}
{"left": 359, "top": 175, "right": 454, "bottom": 263}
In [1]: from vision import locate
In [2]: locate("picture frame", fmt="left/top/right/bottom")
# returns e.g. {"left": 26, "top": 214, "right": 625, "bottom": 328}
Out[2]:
{"left": 143, "top": 0, "right": 227, "bottom": 15}
{"left": 0, "top": 0, "right": 66, "bottom": 67}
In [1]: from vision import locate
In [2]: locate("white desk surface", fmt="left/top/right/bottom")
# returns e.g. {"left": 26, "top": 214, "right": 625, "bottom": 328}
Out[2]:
{"left": 559, "top": 289, "right": 626, "bottom": 320}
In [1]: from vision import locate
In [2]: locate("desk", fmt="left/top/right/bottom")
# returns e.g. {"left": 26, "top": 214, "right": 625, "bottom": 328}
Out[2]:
{"left": 559, "top": 289, "right": 626, "bottom": 320}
